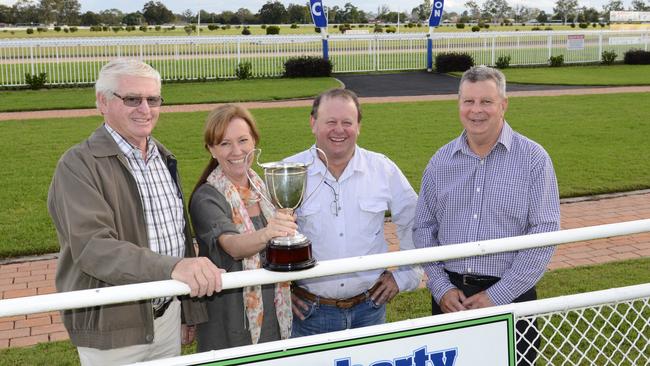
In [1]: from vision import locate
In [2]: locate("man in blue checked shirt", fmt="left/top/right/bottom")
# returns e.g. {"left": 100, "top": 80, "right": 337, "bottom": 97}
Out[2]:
{"left": 413, "top": 65, "right": 560, "bottom": 366}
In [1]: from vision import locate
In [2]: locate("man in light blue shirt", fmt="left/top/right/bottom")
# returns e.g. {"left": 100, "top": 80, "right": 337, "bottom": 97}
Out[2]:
{"left": 286, "top": 88, "right": 421, "bottom": 337}
{"left": 414, "top": 66, "right": 560, "bottom": 366}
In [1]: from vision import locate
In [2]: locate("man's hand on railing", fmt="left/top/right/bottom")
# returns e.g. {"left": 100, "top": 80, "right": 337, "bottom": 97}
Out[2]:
{"left": 171, "top": 257, "right": 225, "bottom": 297}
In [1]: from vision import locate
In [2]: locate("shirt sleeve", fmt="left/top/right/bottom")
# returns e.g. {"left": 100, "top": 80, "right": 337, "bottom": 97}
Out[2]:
{"left": 413, "top": 158, "right": 456, "bottom": 304}
{"left": 386, "top": 159, "right": 423, "bottom": 292}
{"left": 486, "top": 149, "right": 561, "bottom": 305}
{"left": 189, "top": 184, "right": 240, "bottom": 270}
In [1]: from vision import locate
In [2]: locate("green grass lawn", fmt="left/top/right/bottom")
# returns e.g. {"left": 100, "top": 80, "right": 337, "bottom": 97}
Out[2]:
{"left": 0, "top": 257, "right": 646, "bottom": 365}
{"left": 502, "top": 65, "right": 650, "bottom": 85}
{"left": 1, "top": 92, "right": 650, "bottom": 257}
{"left": 0, "top": 24, "right": 596, "bottom": 39}
{"left": 0, "top": 77, "right": 340, "bottom": 112}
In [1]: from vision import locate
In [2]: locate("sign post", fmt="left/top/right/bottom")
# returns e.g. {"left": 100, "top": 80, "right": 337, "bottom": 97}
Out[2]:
{"left": 310, "top": 0, "right": 329, "bottom": 60}
{"left": 427, "top": 0, "right": 445, "bottom": 71}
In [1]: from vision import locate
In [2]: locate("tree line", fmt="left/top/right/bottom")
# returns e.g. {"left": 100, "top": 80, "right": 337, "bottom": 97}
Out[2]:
{"left": 1, "top": 0, "right": 649, "bottom": 27}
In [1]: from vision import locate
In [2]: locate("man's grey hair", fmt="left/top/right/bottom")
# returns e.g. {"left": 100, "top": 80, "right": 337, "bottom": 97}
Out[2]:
{"left": 311, "top": 88, "right": 362, "bottom": 124}
{"left": 459, "top": 65, "right": 507, "bottom": 98}
{"left": 95, "top": 58, "right": 161, "bottom": 107}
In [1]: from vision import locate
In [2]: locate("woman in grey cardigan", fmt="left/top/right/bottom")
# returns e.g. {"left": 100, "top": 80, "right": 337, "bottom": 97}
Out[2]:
{"left": 189, "top": 105, "right": 295, "bottom": 351}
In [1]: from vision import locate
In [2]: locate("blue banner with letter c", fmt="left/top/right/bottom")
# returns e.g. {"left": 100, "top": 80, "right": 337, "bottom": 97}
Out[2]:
{"left": 428, "top": 0, "right": 445, "bottom": 27}
{"left": 310, "top": 0, "right": 328, "bottom": 28}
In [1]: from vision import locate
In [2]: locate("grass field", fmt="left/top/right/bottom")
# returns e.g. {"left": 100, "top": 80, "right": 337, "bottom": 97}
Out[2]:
{"left": 0, "top": 24, "right": 597, "bottom": 39}
{"left": 1, "top": 92, "right": 650, "bottom": 257}
{"left": 0, "top": 77, "right": 340, "bottom": 112}
{"left": 502, "top": 65, "right": 650, "bottom": 85}
{"left": 0, "top": 257, "right": 646, "bottom": 365}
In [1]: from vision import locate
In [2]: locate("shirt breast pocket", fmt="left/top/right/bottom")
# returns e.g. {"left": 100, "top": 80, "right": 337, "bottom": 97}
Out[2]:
{"left": 358, "top": 198, "right": 388, "bottom": 239}
{"left": 489, "top": 178, "right": 528, "bottom": 228}
{"left": 296, "top": 203, "right": 321, "bottom": 239}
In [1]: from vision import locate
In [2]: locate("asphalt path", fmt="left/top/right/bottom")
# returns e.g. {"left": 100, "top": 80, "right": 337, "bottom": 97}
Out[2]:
{"left": 337, "top": 71, "right": 592, "bottom": 97}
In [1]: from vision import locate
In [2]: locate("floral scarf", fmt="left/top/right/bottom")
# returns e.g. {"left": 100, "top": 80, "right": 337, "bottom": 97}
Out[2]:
{"left": 206, "top": 165, "right": 292, "bottom": 343}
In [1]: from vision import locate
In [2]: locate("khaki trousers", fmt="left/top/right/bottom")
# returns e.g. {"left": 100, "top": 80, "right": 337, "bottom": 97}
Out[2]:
{"left": 77, "top": 299, "right": 181, "bottom": 366}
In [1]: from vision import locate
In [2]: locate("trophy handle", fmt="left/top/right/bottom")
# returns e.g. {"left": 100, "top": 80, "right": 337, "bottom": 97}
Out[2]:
{"left": 301, "top": 146, "right": 329, "bottom": 206}
{"left": 244, "top": 148, "right": 276, "bottom": 209}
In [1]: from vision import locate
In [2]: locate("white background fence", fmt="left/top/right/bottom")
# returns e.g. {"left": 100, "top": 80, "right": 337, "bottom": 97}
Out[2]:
{"left": 1, "top": 30, "right": 649, "bottom": 87}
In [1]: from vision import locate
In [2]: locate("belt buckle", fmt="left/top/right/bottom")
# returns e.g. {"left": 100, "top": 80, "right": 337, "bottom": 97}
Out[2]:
{"left": 335, "top": 299, "right": 352, "bottom": 309}
{"left": 462, "top": 275, "right": 470, "bottom": 286}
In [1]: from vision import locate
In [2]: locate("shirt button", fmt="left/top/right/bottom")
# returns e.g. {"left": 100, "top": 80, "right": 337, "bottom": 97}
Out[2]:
{"left": 339, "top": 233, "right": 344, "bottom": 237}
{"left": 480, "top": 160, "right": 485, "bottom": 165}
{"left": 476, "top": 187, "right": 481, "bottom": 192}
{"left": 467, "top": 268, "right": 472, "bottom": 273}
{"left": 146, "top": 334, "right": 153, "bottom": 342}
{"left": 340, "top": 283, "right": 344, "bottom": 287}
{"left": 473, "top": 214, "right": 478, "bottom": 219}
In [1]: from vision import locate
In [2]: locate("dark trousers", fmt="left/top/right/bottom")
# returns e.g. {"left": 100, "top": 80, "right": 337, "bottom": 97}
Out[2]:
{"left": 431, "top": 271, "right": 539, "bottom": 366}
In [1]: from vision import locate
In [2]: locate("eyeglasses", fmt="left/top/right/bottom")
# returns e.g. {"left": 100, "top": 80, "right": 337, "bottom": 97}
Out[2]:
{"left": 113, "top": 93, "right": 164, "bottom": 107}
{"left": 323, "top": 181, "right": 340, "bottom": 216}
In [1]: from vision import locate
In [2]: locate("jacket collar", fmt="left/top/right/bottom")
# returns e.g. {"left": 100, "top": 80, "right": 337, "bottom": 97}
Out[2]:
{"left": 87, "top": 124, "right": 175, "bottom": 161}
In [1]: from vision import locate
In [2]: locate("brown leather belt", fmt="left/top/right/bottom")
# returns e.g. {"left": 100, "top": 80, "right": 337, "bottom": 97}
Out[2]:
{"left": 292, "top": 283, "right": 380, "bottom": 309}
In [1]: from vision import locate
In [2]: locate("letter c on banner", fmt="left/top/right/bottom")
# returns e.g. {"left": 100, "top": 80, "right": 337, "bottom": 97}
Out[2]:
{"left": 312, "top": 1, "right": 322, "bottom": 17}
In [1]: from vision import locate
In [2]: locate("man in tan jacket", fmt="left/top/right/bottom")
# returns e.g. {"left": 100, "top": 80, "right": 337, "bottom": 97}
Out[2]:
{"left": 48, "top": 58, "right": 224, "bottom": 365}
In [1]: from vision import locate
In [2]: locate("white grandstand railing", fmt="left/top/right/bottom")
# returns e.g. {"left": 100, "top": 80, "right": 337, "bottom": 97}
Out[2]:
{"left": 0, "top": 219, "right": 648, "bottom": 365}
{"left": 1, "top": 30, "right": 648, "bottom": 86}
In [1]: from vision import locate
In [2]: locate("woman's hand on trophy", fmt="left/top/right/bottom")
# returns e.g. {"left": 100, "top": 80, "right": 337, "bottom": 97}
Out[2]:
{"left": 261, "top": 212, "right": 297, "bottom": 242}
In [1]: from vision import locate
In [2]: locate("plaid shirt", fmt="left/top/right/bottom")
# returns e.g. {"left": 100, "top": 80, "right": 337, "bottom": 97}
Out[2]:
{"left": 105, "top": 124, "right": 185, "bottom": 307}
{"left": 414, "top": 122, "right": 561, "bottom": 306}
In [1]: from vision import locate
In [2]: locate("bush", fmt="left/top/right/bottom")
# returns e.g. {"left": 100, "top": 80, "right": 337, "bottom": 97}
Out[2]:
{"left": 112, "top": 26, "right": 122, "bottom": 33}
{"left": 339, "top": 24, "right": 350, "bottom": 33}
{"left": 385, "top": 26, "right": 396, "bottom": 33}
{"left": 373, "top": 25, "right": 383, "bottom": 33}
{"left": 599, "top": 23, "right": 605, "bottom": 28}
{"left": 495, "top": 55, "right": 511, "bottom": 69}
{"left": 290, "top": 23, "right": 298, "bottom": 29}
{"left": 545, "top": 27, "right": 553, "bottom": 30}
{"left": 102, "top": 26, "right": 109, "bottom": 31}
{"left": 36, "top": 27, "right": 47, "bottom": 33}
{"left": 25, "top": 72, "right": 47, "bottom": 90}
{"left": 241, "top": 28, "right": 251, "bottom": 35}
{"left": 456, "top": 23, "right": 465, "bottom": 29}
{"left": 283, "top": 56, "right": 332, "bottom": 78}
{"left": 69, "top": 27, "right": 78, "bottom": 32}
{"left": 592, "top": 23, "right": 597, "bottom": 28}
{"left": 578, "top": 23, "right": 588, "bottom": 29}
{"left": 478, "top": 22, "right": 485, "bottom": 28}
{"left": 314, "top": 27, "right": 321, "bottom": 33}
{"left": 207, "top": 24, "right": 218, "bottom": 31}
{"left": 235, "top": 61, "right": 252, "bottom": 80}
{"left": 139, "top": 25, "right": 147, "bottom": 32}
{"left": 26, "top": 28, "right": 34, "bottom": 34}
{"left": 570, "top": 23, "right": 575, "bottom": 28}
{"left": 126, "top": 25, "right": 136, "bottom": 31}
{"left": 155, "top": 25, "right": 161, "bottom": 31}
{"left": 549, "top": 54, "right": 564, "bottom": 67}
{"left": 54, "top": 26, "right": 61, "bottom": 32}
{"left": 435, "top": 52, "right": 474, "bottom": 73}
{"left": 184, "top": 25, "right": 193, "bottom": 35}
{"left": 623, "top": 49, "right": 650, "bottom": 64}
{"left": 483, "top": 23, "right": 490, "bottom": 29}
{"left": 601, "top": 50, "right": 617, "bottom": 65}
{"left": 266, "top": 25, "right": 280, "bottom": 35}
{"left": 63, "top": 28, "right": 69, "bottom": 33}
{"left": 531, "top": 27, "right": 541, "bottom": 31}
{"left": 471, "top": 25, "right": 480, "bottom": 32}
{"left": 261, "top": 24, "right": 267, "bottom": 29}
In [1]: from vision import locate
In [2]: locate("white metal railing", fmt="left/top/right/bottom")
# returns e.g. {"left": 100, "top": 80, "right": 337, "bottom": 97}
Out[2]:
{"left": 0, "top": 219, "right": 648, "bottom": 366}
{"left": 1, "top": 30, "right": 648, "bottom": 87}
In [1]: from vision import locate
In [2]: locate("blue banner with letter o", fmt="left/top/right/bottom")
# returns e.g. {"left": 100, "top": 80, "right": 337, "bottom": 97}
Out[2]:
{"left": 310, "top": 0, "right": 328, "bottom": 28}
{"left": 428, "top": 0, "right": 445, "bottom": 27}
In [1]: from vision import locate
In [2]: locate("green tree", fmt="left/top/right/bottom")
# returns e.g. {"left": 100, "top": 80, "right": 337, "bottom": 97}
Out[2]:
{"left": 257, "top": 1, "right": 287, "bottom": 24}
{"left": 99, "top": 9, "right": 124, "bottom": 25}
{"left": 287, "top": 3, "right": 308, "bottom": 23}
{"left": 536, "top": 10, "right": 549, "bottom": 23}
{"left": 142, "top": 1, "right": 174, "bottom": 25}
{"left": 0, "top": 5, "right": 13, "bottom": 24}
{"left": 482, "top": 0, "right": 511, "bottom": 23}
{"left": 235, "top": 8, "right": 256, "bottom": 24}
{"left": 464, "top": 0, "right": 481, "bottom": 22}
{"left": 630, "top": 0, "right": 649, "bottom": 11}
{"left": 122, "top": 12, "right": 144, "bottom": 26}
{"left": 412, "top": 0, "right": 432, "bottom": 22}
{"left": 11, "top": 0, "right": 40, "bottom": 25}
{"left": 80, "top": 11, "right": 101, "bottom": 25}
{"left": 553, "top": 0, "right": 578, "bottom": 24}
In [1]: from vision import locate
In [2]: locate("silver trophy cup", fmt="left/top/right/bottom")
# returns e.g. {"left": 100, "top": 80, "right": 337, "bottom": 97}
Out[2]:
{"left": 246, "top": 148, "right": 327, "bottom": 271}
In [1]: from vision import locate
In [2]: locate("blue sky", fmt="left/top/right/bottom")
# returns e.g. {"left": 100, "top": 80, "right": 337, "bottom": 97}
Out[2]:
{"left": 0, "top": 0, "right": 624, "bottom": 16}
